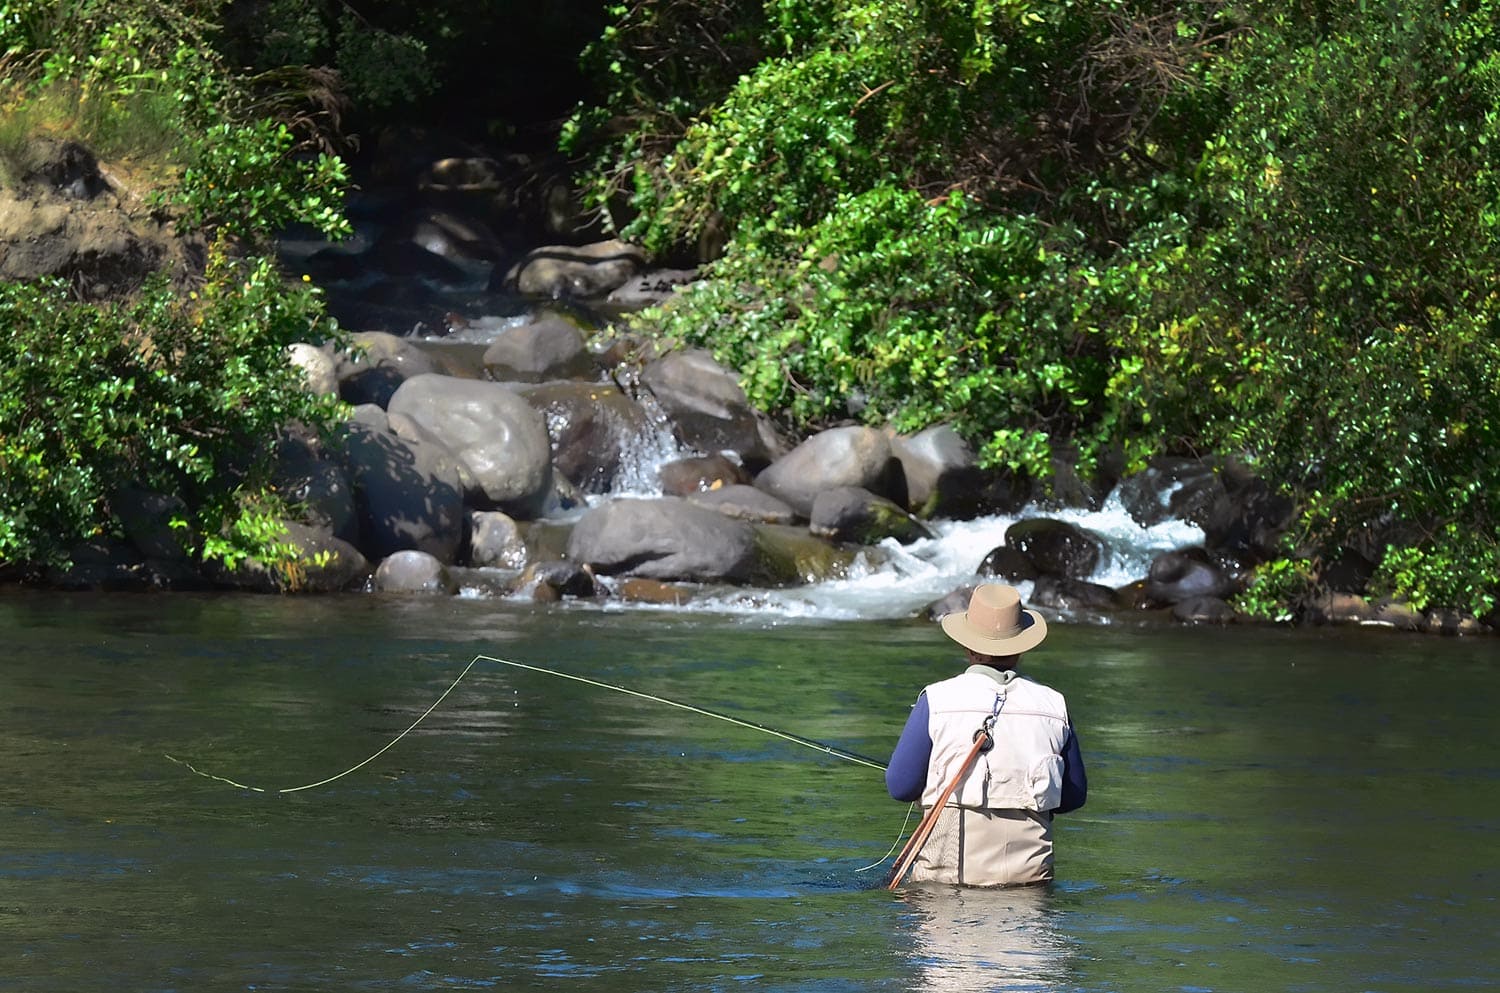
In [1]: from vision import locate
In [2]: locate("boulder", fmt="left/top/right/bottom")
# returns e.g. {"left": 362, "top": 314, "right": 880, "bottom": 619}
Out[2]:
{"left": 503, "top": 238, "right": 645, "bottom": 299}
{"left": 658, "top": 453, "right": 751, "bottom": 496}
{"left": 517, "top": 380, "right": 660, "bottom": 494}
{"left": 1202, "top": 474, "right": 1296, "bottom": 566}
{"left": 482, "top": 316, "right": 595, "bottom": 382}
{"left": 336, "top": 331, "right": 442, "bottom": 408}
{"left": 755, "top": 426, "right": 905, "bottom": 519}
{"left": 467, "top": 510, "right": 528, "bottom": 569}
{"left": 891, "top": 424, "right": 1028, "bottom": 519}
{"left": 639, "top": 349, "right": 787, "bottom": 469}
{"left": 1172, "top": 595, "right": 1237, "bottom": 625}
{"left": 688, "top": 484, "right": 797, "bottom": 525}
{"left": 1145, "top": 548, "right": 1233, "bottom": 605}
{"left": 808, "top": 486, "right": 936, "bottom": 545}
{"left": 1003, "top": 518, "right": 1105, "bottom": 580}
{"left": 273, "top": 452, "right": 358, "bottom": 544}
{"left": 374, "top": 550, "right": 457, "bottom": 595}
{"left": 340, "top": 421, "right": 464, "bottom": 563}
{"left": 566, "top": 497, "right": 758, "bottom": 582}
{"left": 387, "top": 374, "right": 553, "bottom": 517}
{"left": 520, "top": 560, "right": 603, "bottom": 600}
{"left": 1031, "top": 576, "right": 1119, "bottom": 613}
{"left": 287, "top": 342, "right": 339, "bottom": 397}
{"left": 1116, "top": 456, "right": 1224, "bottom": 527}
{"left": 751, "top": 523, "right": 869, "bottom": 585}
{"left": 978, "top": 545, "right": 1039, "bottom": 584}
{"left": 208, "top": 520, "right": 370, "bottom": 594}
{"left": 114, "top": 486, "right": 193, "bottom": 561}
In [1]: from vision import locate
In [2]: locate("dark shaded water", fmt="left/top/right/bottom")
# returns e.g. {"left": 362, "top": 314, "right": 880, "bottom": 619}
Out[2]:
{"left": 1, "top": 592, "right": 1495, "bottom": 992}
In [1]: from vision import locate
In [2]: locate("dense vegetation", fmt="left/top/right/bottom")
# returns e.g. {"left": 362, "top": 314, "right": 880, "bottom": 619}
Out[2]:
{"left": 0, "top": 0, "right": 350, "bottom": 573}
{"left": 1, "top": 0, "right": 1496, "bottom": 618}
{"left": 564, "top": 0, "right": 1500, "bottom": 618}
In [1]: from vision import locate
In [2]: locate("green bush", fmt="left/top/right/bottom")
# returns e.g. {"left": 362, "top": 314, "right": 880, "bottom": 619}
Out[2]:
{"left": 575, "top": 0, "right": 1500, "bottom": 615}
{"left": 0, "top": 249, "right": 344, "bottom": 570}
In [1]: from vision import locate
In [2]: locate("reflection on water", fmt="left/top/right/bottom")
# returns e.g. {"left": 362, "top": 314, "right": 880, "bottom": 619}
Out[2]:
{"left": 900, "top": 884, "right": 1071, "bottom": 992}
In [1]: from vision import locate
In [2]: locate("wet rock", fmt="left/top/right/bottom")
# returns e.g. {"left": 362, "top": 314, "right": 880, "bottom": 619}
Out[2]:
{"left": 1172, "top": 595, "right": 1237, "bottom": 625}
{"left": 375, "top": 549, "right": 457, "bottom": 594}
{"left": 518, "top": 381, "right": 657, "bottom": 494}
{"left": 467, "top": 510, "right": 527, "bottom": 569}
{"left": 1031, "top": 576, "right": 1118, "bottom": 613}
{"left": 688, "top": 485, "right": 798, "bottom": 525}
{"left": 387, "top": 374, "right": 553, "bottom": 518}
{"left": 521, "top": 560, "right": 602, "bottom": 599}
{"left": 1117, "top": 457, "right": 1224, "bottom": 528}
{"left": 1146, "top": 548, "right": 1233, "bottom": 605}
{"left": 658, "top": 453, "right": 751, "bottom": 496}
{"left": 751, "top": 523, "right": 868, "bottom": 585}
{"left": 809, "top": 486, "right": 936, "bottom": 545}
{"left": 615, "top": 576, "right": 695, "bottom": 606}
{"left": 482, "top": 316, "right": 594, "bottom": 382}
{"left": 755, "top": 425, "right": 905, "bottom": 519}
{"left": 640, "top": 349, "right": 787, "bottom": 470}
{"left": 978, "top": 545, "right": 1039, "bottom": 584}
{"left": 1004, "top": 519, "right": 1104, "bottom": 580}
{"left": 567, "top": 497, "right": 758, "bottom": 582}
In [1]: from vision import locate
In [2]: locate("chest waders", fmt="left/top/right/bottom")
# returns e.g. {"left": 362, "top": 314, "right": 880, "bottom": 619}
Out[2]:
{"left": 886, "top": 713, "right": 996, "bottom": 890}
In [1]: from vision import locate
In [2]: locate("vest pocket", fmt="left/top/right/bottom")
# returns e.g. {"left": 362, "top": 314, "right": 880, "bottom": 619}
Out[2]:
{"left": 1030, "top": 754, "right": 1064, "bottom": 810}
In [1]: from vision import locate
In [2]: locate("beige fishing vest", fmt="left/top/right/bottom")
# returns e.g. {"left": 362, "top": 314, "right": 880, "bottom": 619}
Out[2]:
{"left": 921, "top": 667, "right": 1071, "bottom": 812}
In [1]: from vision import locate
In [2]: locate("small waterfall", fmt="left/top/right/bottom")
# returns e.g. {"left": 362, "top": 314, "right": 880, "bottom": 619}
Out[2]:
{"left": 608, "top": 386, "right": 691, "bottom": 496}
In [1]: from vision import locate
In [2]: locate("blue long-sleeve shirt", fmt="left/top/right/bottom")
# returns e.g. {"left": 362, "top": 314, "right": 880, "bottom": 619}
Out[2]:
{"left": 885, "top": 691, "right": 1088, "bottom": 813}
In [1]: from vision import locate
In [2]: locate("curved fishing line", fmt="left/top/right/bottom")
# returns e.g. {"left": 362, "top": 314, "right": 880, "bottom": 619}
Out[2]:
{"left": 165, "top": 654, "right": 887, "bottom": 794}
{"left": 854, "top": 802, "right": 915, "bottom": 873}
{"left": 474, "top": 654, "right": 890, "bottom": 771}
{"left": 164, "top": 655, "right": 482, "bottom": 794}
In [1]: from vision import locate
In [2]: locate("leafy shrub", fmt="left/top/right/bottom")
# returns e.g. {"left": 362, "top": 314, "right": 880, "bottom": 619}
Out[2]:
{"left": 0, "top": 249, "right": 345, "bottom": 570}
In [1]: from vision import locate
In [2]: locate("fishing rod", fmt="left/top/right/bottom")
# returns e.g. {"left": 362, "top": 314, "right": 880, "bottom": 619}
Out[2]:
{"left": 166, "top": 653, "right": 888, "bottom": 795}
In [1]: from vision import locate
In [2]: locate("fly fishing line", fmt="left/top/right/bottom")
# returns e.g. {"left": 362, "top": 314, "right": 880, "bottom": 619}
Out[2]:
{"left": 166, "top": 653, "right": 887, "bottom": 790}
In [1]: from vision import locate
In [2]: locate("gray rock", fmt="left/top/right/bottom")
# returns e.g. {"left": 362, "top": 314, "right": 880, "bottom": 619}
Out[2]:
{"left": 274, "top": 454, "right": 357, "bottom": 544}
{"left": 206, "top": 520, "right": 370, "bottom": 593}
{"left": 978, "top": 545, "right": 1039, "bottom": 584}
{"left": 1172, "top": 595, "right": 1237, "bottom": 624}
{"left": 1146, "top": 549, "right": 1232, "bottom": 605}
{"left": 374, "top": 549, "right": 457, "bottom": 594}
{"left": 287, "top": 342, "right": 338, "bottom": 397}
{"left": 387, "top": 373, "right": 553, "bottom": 517}
{"left": 468, "top": 510, "right": 527, "bottom": 569}
{"left": 504, "top": 239, "right": 644, "bottom": 299}
{"left": 341, "top": 421, "right": 464, "bottom": 563}
{"left": 1117, "top": 456, "right": 1224, "bottom": 528}
{"left": 482, "top": 316, "right": 594, "bottom": 382}
{"left": 336, "top": 331, "right": 442, "bottom": 408}
{"left": 640, "top": 349, "right": 787, "bottom": 469}
{"left": 1031, "top": 576, "right": 1119, "bottom": 612}
{"left": 658, "top": 453, "right": 751, "bottom": 496}
{"left": 809, "top": 486, "right": 936, "bottom": 545}
{"left": 566, "top": 497, "right": 758, "bottom": 582}
{"left": 114, "top": 486, "right": 192, "bottom": 561}
{"left": 688, "top": 484, "right": 797, "bottom": 525}
{"left": 755, "top": 425, "right": 905, "bottom": 519}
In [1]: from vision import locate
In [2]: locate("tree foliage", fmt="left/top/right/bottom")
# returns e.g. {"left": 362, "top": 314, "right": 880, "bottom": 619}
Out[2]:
{"left": 0, "top": 0, "right": 349, "bottom": 573}
{"left": 568, "top": 0, "right": 1500, "bottom": 616}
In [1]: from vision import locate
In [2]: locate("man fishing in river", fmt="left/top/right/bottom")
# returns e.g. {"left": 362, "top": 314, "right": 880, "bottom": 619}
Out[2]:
{"left": 885, "top": 583, "right": 1087, "bottom": 887}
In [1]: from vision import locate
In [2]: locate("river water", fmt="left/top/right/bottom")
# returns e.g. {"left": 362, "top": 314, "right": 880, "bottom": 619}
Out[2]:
{"left": 1, "top": 590, "right": 1495, "bottom": 992}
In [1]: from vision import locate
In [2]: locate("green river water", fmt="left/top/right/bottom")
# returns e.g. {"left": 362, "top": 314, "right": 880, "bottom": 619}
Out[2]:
{"left": 1, "top": 591, "right": 1495, "bottom": 992}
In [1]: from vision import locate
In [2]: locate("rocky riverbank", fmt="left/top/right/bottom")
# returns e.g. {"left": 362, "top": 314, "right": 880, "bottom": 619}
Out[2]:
{"left": 4, "top": 136, "right": 1491, "bottom": 636}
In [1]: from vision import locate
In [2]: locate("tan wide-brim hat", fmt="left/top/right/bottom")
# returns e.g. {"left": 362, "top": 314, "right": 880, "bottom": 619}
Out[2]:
{"left": 941, "top": 583, "right": 1048, "bottom": 656}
